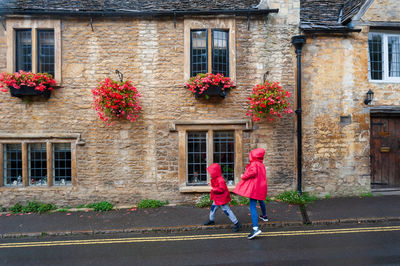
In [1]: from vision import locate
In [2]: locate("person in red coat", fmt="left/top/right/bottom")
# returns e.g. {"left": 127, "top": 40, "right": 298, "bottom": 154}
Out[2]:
{"left": 233, "top": 148, "right": 268, "bottom": 239}
{"left": 204, "top": 163, "right": 242, "bottom": 232}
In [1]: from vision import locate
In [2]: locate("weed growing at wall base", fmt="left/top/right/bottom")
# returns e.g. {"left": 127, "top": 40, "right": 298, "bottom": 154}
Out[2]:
{"left": 138, "top": 199, "right": 169, "bottom": 208}
{"left": 86, "top": 201, "right": 114, "bottom": 212}
{"left": 275, "top": 191, "right": 318, "bottom": 205}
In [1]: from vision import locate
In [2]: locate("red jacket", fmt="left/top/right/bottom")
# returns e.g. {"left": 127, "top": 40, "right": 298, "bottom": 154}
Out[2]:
{"left": 208, "top": 163, "right": 231, "bottom": 205}
{"left": 233, "top": 148, "right": 267, "bottom": 201}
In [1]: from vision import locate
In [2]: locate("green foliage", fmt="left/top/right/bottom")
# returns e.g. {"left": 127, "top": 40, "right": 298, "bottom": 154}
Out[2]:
{"left": 10, "top": 201, "right": 56, "bottom": 214}
{"left": 10, "top": 203, "right": 23, "bottom": 214}
{"left": 0, "top": 206, "right": 6, "bottom": 212}
{"left": 74, "top": 204, "right": 86, "bottom": 209}
{"left": 196, "top": 194, "right": 213, "bottom": 208}
{"left": 275, "top": 191, "right": 318, "bottom": 205}
{"left": 138, "top": 199, "right": 169, "bottom": 209}
{"left": 360, "top": 192, "right": 374, "bottom": 198}
{"left": 86, "top": 201, "right": 114, "bottom": 212}
{"left": 324, "top": 194, "right": 331, "bottom": 200}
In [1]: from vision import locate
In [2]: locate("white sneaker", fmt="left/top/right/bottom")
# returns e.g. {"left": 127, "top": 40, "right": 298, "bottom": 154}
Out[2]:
{"left": 247, "top": 229, "right": 262, "bottom": 239}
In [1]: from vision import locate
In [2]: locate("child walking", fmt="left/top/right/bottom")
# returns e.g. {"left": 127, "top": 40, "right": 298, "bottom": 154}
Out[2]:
{"left": 204, "top": 163, "right": 242, "bottom": 232}
{"left": 233, "top": 148, "right": 268, "bottom": 239}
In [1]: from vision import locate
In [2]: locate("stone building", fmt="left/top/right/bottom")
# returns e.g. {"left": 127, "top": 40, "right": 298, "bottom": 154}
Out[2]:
{"left": 0, "top": 0, "right": 301, "bottom": 207}
{"left": 0, "top": 0, "right": 398, "bottom": 208}
{"left": 300, "top": 0, "right": 400, "bottom": 196}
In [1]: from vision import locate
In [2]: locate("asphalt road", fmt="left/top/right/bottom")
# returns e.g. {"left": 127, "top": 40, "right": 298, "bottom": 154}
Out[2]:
{"left": 1, "top": 223, "right": 400, "bottom": 266}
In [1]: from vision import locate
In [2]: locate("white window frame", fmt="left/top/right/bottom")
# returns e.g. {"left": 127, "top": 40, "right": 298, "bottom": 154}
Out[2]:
{"left": 369, "top": 32, "right": 400, "bottom": 83}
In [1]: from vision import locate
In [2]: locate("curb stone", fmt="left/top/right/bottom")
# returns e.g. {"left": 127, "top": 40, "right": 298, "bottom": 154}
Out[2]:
{"left": 2, "top": 217, "right": 400, "bottom": 239}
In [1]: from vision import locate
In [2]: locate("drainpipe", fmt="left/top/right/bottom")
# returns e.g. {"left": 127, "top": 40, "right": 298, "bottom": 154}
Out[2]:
{"left": 291, "top": 35, "right": 306, "bottom": 195}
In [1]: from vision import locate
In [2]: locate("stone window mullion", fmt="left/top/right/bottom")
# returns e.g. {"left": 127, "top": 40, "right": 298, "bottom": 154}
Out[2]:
{"left": 46, "top": 141, "right": 53, "bottom": 186}
{"left": 207, "top": 130, "right": 213, "bottom": 183}
{"left": 31, "top": 28, "right": 38, "bottom": 73}
{"left": 22, "top": 142, "right": 28, "bottom": 187}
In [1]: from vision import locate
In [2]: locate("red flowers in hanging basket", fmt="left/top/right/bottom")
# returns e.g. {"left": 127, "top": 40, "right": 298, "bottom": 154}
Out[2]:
{"left": 185, "top": 73, "right": 234, "bottom": 98}
{"left": 92, "top": 78, "right": 142, "bottom": 125}
{"left": 0, "top": 71, "right": 56, "bottom": 96}
{"left": 246, "top": 81, "right": 293, "bottom": 122}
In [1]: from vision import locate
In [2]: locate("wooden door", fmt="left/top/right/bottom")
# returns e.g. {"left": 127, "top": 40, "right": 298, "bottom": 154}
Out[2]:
{"left": 370, "top": 117, "right": 400, "bottom": 188}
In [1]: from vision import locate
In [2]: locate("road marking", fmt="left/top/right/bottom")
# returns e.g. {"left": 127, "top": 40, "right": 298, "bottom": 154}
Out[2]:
{"left": 1, "top": 225, "right": 400, "bottom": 249}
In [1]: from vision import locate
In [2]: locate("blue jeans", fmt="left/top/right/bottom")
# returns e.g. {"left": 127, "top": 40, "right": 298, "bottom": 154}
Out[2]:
{"left": 249, "top": 198, "right": 266, "bottom": 228}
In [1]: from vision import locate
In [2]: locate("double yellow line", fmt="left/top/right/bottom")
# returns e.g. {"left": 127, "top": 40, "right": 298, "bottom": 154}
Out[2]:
{"left": 1, "top": 225, "right": 399, "bottom": 249}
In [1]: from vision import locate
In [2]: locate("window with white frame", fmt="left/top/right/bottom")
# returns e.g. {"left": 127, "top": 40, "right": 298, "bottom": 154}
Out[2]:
{"left": 1, "top": 142, "right": 73, "bottom": 187}
{"left": 368, "top": 32, "right": 400, "bottom": 82}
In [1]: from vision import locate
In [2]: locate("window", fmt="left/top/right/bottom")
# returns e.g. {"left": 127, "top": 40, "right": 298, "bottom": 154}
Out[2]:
{"left": 3, "top": 144, "right": 23, "bottom": 187}
{"left": 184, "top": 18, "right": 236, "bottom": 82}
{"left": 190, "top": 29, "right": 229, "bottom": 77}
{"left": 1, "top": 141, "right": 74, "bottom": 188}
{"left": 53, "top": 143, "right": 72, "bottom": 186}
{"left": 187, "top": 130, "right": 235, "bottom": 185}
{"left": 368, "top": 32, "right": 400, "bottom": 82}
{"left": 6, "top": 19, "right": 61, "bottom": 82}
{"left": 174, "top": 120, "right": 251, "bottom": 192}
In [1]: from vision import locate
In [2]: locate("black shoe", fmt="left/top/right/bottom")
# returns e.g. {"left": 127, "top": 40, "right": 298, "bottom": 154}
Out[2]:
{"left": 247, "top": 228, "right": 262, "bottom": 239}
{"left": 233, "top": 221, "right": 242, "bottom": 232}
{"left": 204, "top": 220, "right": 215, "bottom": 226}
{"left": 259, "top": 215, "right": 269, "bottom": 222}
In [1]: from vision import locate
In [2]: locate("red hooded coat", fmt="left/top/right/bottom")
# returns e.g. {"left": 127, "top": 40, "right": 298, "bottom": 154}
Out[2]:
{"left": 233, "top": 148, "right": 267, "bottom": 200}
{"left": 207, "top": 163, "right": 231, "bottom": 205}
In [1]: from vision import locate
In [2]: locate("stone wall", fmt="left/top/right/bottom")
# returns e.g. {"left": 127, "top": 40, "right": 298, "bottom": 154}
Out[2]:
{"left": 301, "top": 28, "right": 400, "bottom": 197}
{"left": 0, "top": 1, "right": 300, "bottom": 207}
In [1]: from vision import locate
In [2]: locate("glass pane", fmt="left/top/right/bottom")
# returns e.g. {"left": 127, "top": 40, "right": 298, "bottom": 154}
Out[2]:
{"left": 191, "top": 30, "right": 208, "bottom": 77}
{"left": 368, "top": 34, "right": 383, "bottom": 80}
{"left": 187, "top": 131, "right": 207, "bottom": 184}
{"left": 53, "top": 143, "right": 72, "bottom": 186}
{"left": 29, "top": 143, "right": 47, "bottom": 186}
{"left": 15, "top": 29, "right": 32, "bottom": 72}
{"left": 388, "top": 36, "right": 400, "bottom": 77}
{"left": 212, "top": 30, "right": 229, "bottom": 77}
{"left": 213, "top": 131, "right": 235, "bottom": 183}
{"left": 4, "top": 144, "right": 23, "bottom": 187}
{"left": 38, "top": 30, "right": 55, "bottom": 76}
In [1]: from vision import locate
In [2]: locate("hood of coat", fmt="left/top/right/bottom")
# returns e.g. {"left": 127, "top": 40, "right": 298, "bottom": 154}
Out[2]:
{"left": 249, "top": 148, "right": 265, "bottom": 162}
{"left": 207, "top": 163, "right": 222, "bottom": 179}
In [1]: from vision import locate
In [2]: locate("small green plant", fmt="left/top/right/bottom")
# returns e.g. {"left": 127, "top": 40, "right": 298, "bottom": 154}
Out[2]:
{"left": 0, "top": 206, "right": 6, "bottom": 212}
{"left": 138, "top": 199, "right": 169, "bottom": 209}
{"left": 74, "top": 204, "right": 86, "bottom": 209}
{"left": 196, "top": 194, "right": 213, "bottom": 208}
{"left": 324, "top": 194, "right": 331, "bottom": 200}
{"left": 10, "top": 203, "right": 23, "bottom": 214}
{"left": 86, "top": 201, "right": 114, "bottom": 212}
{"left": 275, "top": 191, "right": 318, "bottom": 205}
{"left": 360, "top": 192, "right": 374, "bottom": 198}
{"left": 9, "top": 201, "right": 56, "bottom": 214}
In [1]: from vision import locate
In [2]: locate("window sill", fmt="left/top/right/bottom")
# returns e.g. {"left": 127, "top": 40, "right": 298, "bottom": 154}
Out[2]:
{"left": 179, "top": 184, "right": 236, "bottom": 193}
{"left": 369, "top": 79, "right": 400, "bottom": 84}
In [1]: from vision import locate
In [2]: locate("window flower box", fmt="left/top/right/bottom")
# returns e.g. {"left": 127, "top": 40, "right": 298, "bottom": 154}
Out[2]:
{"left": 0, "top": 71, "right": 56, "bottom": 99}
{"left": 185, "top": 73, "right": 234, "bottom": 99}
{"left": 9, "top": 85, "right": 51, "bottom": 98}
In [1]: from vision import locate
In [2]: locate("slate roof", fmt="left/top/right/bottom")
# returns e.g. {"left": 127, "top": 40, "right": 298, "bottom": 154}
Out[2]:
{"left": 300, "top": 0, "right": 367, "bottom": 32}
{"left": 0, "top": 0, "right": 262, "bottom": 15}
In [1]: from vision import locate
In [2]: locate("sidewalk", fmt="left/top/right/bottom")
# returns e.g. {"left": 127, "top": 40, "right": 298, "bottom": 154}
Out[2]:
{"left": 0, "top": 195, "right": 399, "bottom": 238}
